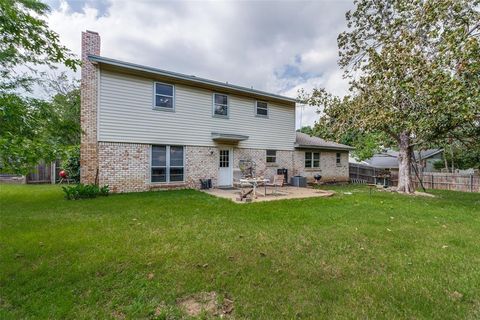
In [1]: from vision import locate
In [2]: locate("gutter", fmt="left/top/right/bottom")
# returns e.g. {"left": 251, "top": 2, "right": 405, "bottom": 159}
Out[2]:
{"left": 88, "top": 55, "right": 296, "bottom": 104}
{"left": 295, "top": 144, "right": 355, "bottom": 151}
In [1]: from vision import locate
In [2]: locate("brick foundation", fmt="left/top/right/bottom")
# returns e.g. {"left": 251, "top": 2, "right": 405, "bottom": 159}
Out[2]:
{"left": 185, "top": 146, "right": 219, "bottom": 189}
{"left": 294, "top": 150, "right": 349, "bottom": 183}
{"left": 95, "top": 142, "right": 350, "bottom": 193}
{"left": 232, "top": 148, "right": 296, "bottom": 180}
{"left": 96, "top": 143, "right": 221, "bottom": 193}
{"left": 98, "top": 142, "right": 150, "bottom": 193}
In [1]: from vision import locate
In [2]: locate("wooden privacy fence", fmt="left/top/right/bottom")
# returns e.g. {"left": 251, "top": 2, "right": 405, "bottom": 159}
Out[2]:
{"left": 26, "top": 160, "right": 61, "bottom": 184}
{"left": 412, "top": 172, "right": 479, "bottom": 193}
{"left": 349, "top": 163, "right": 379, "bottom": 184}
{"left": 349, "top": 163, "right": 479, "bottom": 192}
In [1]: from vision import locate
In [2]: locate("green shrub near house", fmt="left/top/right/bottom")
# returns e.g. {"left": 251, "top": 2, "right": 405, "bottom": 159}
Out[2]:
{"left": 62, "top": 183, "right": 109, "bottom": 200}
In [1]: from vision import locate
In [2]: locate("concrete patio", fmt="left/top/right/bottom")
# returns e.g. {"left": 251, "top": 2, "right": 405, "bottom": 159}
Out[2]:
{"left": 202, "top": 186, "right": 335, "bottom": 202}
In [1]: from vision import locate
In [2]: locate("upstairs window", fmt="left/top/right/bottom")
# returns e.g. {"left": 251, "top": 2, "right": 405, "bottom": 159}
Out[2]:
{"left": 154, "top": 82, "right": 174, "bottom": 109}
{"left": 213, "top": 93, "right": 228, "bottom": 117}
{"left": 305, "top": 152, "right": 320, "bottom": 168}
{"left": 256, "top": 101, "right": 268, "bottom": 117}
{"left": 336, "top": 152, "right": 342, "bottom": 165}
{"left": 266, "top": 150, "right": 276, "bottom": 163}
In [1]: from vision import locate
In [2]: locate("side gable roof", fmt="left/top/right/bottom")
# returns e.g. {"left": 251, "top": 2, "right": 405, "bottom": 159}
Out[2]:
{"left": 88, "top": 55, "right": 296, "bottom": 106}
{"left": 417, "top": 149, "right": 444, "bottom": 159}
{"left": 295, "top": 132, "right": 355, "bottom": 151}
{"left": 363, "top": 153, "right": 398, "bottom": 169}
{"left": 362, "top": 148, "right": 444, "bottom": 169}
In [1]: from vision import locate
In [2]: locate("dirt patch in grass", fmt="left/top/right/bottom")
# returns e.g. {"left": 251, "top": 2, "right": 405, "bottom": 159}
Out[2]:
{"left": 378, "top": 187, "right": 436, "bottom": 197}
{"left": 111, "top": 310, "right": 126, "bottom": 320}
{"left": 177, "top": 292, "right": 234, "bottom": 317}
{"left": 413, "top": 191, "right": 436, "bottom": 197}
{"left": 448, "top": 290, "right": 464, "bottom": 301}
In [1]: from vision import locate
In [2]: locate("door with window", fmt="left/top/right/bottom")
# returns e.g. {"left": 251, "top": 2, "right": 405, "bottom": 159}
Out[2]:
{"left": 218, "top": 149, "right": 232, "bottom": 187}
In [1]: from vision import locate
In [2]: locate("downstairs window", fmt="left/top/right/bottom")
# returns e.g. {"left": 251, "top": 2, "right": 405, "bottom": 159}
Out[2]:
{"left": 305, "top": 152, "right": 320, "bottom": 168}
{"left": 151, "top": 145, "right": 184, "bottom": 183}
{"left": 266, "top": 150, "right": 277, "bottom": 163}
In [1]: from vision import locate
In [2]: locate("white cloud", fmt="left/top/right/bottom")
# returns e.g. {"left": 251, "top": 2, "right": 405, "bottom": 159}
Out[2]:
{"left": 46, "top": 0, "right": 353, "bottom": 128}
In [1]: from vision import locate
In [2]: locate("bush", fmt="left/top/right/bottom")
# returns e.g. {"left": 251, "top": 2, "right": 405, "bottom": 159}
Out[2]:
{"left": 62, "top": 184, "right": 109, "bottom": 200}
{"left": 433, "top": 160, "right": 445, "bottom": 171}
{"left": 61, "top": 146, "right": 80, "bottom": 182}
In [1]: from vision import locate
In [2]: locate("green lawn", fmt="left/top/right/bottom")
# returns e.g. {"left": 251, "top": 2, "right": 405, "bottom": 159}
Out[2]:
{"left": 1, "top": 184, "right": 479, "bottom": 319}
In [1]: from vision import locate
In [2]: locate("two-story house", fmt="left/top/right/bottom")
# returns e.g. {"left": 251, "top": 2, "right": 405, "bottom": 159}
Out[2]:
{"left": 80, "top": 31, "right": 353, "bottom": 193}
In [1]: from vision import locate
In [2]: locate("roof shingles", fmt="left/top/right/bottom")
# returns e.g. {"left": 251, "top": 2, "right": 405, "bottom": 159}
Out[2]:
{"left": 295, "top": 132, "right": 354, "bottom": 151}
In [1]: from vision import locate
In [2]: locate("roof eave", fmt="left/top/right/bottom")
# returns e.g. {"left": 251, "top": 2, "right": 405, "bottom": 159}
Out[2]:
{"left": 295, "top": 144, "right": 355, "bottom": 151}
{"left": 420, "top": 149, "right": 444, "bottom": 159}
{"left": 88, "top": 55, "right": 296, "bottom": 105}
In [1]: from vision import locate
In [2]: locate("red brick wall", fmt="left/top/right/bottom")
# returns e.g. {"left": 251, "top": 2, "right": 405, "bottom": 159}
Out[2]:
{"left": 80, "top": 31, "right": 100, "bottom": 184}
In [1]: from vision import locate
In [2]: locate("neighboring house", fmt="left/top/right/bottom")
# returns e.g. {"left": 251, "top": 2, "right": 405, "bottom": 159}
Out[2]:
{"left": 350, "top": 148, "right": 444, "bottom": 172}
{"left": 295, "top": 132, "right": 354, "bottom": 182}
{"left": 80, "top": 31, "right": 353, "bottom": 193}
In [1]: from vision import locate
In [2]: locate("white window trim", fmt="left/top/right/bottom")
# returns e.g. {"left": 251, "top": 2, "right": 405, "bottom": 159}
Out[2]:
{"left": 212, "top": 93, "right": 229, "bottom": 118}
{"left": 255, "top": 100, "right": 268, "bottom": 118}
{"left": 305, "top": 151, "right": 320, "bottom": 168}
{"left": 266, "top": 150, "right": 276, "bottom": 163}
{"left": 336, "top": 152, "right": 342, "bottom": 166}
{"left": 153, "top": 82, "right": 175, "bottom": 112}
{"left": 151, "top": 145, "right": 185, "bottom": 184}
{"left": 219, "top": 149, "right": 230, "bottom": 168}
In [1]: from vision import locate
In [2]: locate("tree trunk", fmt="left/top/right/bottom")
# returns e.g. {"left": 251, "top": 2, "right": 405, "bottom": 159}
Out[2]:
{"left": 397, "top": 132, "right": 415, "bottom": 193}
{"left": 450, "top": 143, "right": 454, "bottom": 172}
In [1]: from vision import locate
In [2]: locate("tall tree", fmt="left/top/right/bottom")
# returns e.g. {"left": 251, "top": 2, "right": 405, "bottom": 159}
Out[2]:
{"left": 297, "top": 126, "right": 314, "bottom": 135}
{"left": 43, "top": 73, "right": 81, "bottom": 146}
{"left": 0, "top": 74, "right": 80, "bottom": 174}
{"left": 303, "top": 0, "right": 480, "bottom": 193}
{"left": 0, "top": 0, "right": 78, "bottom": 91}
{"left": 0, "top": 0, "right": 79, "bottom": 173}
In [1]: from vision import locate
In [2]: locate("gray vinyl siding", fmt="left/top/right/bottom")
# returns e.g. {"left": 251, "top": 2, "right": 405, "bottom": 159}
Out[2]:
{"left": 98, "top": 70, "right": 296, "bottom": 150}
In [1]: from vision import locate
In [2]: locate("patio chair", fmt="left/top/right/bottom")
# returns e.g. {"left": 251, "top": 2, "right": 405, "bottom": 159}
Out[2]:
{"left": 232, "top": 169, "right": 244, "bottom": 188}
{"left": 266, "top": 174, "right": 285, "bottom": 195}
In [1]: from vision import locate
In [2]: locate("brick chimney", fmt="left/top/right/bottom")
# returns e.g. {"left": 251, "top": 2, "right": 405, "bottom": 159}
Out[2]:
{"left": 80, "top": 31, "right": 100, "bottom": 184}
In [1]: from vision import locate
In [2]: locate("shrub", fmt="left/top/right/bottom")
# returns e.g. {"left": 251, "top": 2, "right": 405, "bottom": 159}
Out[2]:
{"left": 62, "top": 184, "right": 109, "bottom": 200}
{"left": 99, "top": 185, "right": 110, "bottom": 197}
{"left": 61, "top": 146, "right": 80, "bottom": 182}
{"left": 433, "top": 160, "right": 445, "bottom": 171}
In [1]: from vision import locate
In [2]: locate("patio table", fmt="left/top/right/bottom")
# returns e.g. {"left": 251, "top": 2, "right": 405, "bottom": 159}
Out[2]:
{"left": 239, "top": 178, "right": 269, "bottom": 198}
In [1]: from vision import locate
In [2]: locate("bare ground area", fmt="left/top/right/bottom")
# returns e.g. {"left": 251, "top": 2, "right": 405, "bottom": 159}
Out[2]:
{"left": 203, "top": 186, "right": 335, "bottom": 203}
{"left": 176, "top": 292, "right": 234, "bottom": 317}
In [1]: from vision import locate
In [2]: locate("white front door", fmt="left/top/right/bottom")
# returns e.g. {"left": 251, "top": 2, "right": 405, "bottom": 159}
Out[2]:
{"left": 218, "top": 148, "right": 233, "bottom": 187}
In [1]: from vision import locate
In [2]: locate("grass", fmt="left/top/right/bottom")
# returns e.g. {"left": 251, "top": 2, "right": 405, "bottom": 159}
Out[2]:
{"left": 0, "top": 184, "right": 479, "bottom": 319}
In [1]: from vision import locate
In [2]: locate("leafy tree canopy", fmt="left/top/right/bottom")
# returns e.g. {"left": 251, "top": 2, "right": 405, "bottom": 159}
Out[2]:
{"left": 0, "top": 0, "right": 79, "bottom": 91}
{"left": 301, "top": 0, "right": 480, "bottom": 192}
{"left": 0, "top": 74, "right": 80, "bottom": 174}
{"left": 0, "top": 0, "right": 80, "bottom": 174}
{"left": 296, "top": 126, "right": 314, "bottom": 135}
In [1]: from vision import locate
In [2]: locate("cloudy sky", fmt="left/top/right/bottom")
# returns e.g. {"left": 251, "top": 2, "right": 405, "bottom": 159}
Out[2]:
{"left": 45, "top": 0, "right": 353, "bottom": 128}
